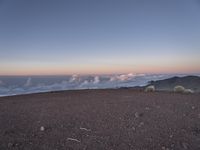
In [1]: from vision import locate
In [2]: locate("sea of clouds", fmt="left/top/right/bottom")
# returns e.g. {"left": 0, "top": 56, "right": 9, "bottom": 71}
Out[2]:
{"left": 0, "top": 73, "right": 185, "bottom": 97}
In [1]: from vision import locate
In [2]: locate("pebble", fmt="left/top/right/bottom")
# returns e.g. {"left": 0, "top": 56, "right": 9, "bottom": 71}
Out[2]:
{"left": 40, "top": 126, "right": 45, "bottom": 131}
{"left": 156, "top": 105, "right": 160, "bottom": 109}
{"left": 182, "top": 142, "right": 188, "bottom": 149}
{"left": 135, "top": 112, "right": 140, "bottom": 118}
{"left": 8, "top": 142, "right": 13, "bottom": 148}
{"left": 192, "top": 106, "right": 195, "bottom": 110}
{"left": 132, "top": 126, "right": 136, "bottom": 131}
{"left": 80, "top": 127, "right": 91, "bottom": 131}
{"left": 161, "top": 146, "right": 170, "bottom": 150}
{"left": 138, "top": 122, "right": 144, "bottom": 127}
{"left": 161, "top": 146, "right": 165, "bottom": 150}
{"left": 7, "top": 142, "right": 20, "bottom": 148}
{"left": 135, "top": 112, "right": 143, "bottom": 118}
{"left": 67, "top": 138, "right": 81, "bottom": 143}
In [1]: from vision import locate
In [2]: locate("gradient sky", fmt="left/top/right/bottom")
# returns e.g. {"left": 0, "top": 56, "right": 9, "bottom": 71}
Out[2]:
{"left": 0, "top": 0, "right": 200, "bottom": 75}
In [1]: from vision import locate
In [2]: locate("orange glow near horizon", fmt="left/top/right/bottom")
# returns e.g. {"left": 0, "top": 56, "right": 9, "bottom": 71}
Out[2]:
{"left": 0, "top": 64, "right": 199, "bottom": 76}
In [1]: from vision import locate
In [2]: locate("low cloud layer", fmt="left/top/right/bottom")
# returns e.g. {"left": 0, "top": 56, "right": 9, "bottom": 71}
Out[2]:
{"left": 0, "top": 74, "right": 178, "bottom": 97}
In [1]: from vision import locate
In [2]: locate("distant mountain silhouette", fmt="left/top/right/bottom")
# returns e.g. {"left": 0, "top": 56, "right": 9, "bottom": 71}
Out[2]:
{"left": 147, "top": 76, "right": 200, "bottom": 92}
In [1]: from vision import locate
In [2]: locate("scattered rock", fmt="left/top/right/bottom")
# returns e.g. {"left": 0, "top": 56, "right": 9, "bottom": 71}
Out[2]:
{"left": 67, "top": 138, "right": 81, "bottom": 143}
{"left": 7, "top": 142, "right": 21, "bottom": 148}
{"left": 135, "top": 112, "right": 139, "bottom": 118}
{"left": 181, "top": 142, "right": 189, "bottom": 149}
{"left": 138, "top": 122, "right": 144, "bottom": 127}
{"left": 135, "top": 112, "right": 143, "bottom": 118}
{"left": 192, "top": 127, "right": 200, "bottom": 135}
{"left": 161, "top": 146, "right": 170, "bottom": 150}
{"left": 156, "top": 105, "right": 160, "bottom": 109}
{"left": 171, "top": 143, "right": 175, "bottom": 147}
{"left": 40, "top": 126, "right": 45, "bottom": 131}
{"left": 161, "top": 146, "right": 165, "bottom": 150}
{"left": 132, "top": 126, "right": 136, "bottom": 131}
{"left": 8, "top": 142, "right": 13, "bottom": 148}
{"left": 80, "top": 127, "right": 91, "bottom": 131}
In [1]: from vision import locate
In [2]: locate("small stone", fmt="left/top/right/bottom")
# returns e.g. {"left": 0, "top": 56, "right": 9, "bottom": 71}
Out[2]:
{"left": 156, "top": 105, "right": 160, "bottom": 109}
{"left": 132, "top": 127, "right": 136, "bottom": 131}
{"left": 161, "top": 146, "right": 166, "bottom": 150}
{"left": 145, "top": 107, "right": 150, "bottom": 110}
{"left": 192, "top": 106, "right": 195, "bottom": 110}
{"left": 8, "top": 142, "right": 13, "bottom": 148}
{"left": 138, "top": 122, "right": 144, "bottom": 127}
{"left": 135, "top": 112, "right": 139, "bottom": 118}
{"left": 40, "top": 126, "right": 45, "bottom": 131}
{"left": 182, "top": 142, "right": 188, "bottom": 149}
{"left": 169, "top": 134, "right": 173, "bottom": 138}
{"left": 135, "top": 112, "right": 143, "bottom": 118}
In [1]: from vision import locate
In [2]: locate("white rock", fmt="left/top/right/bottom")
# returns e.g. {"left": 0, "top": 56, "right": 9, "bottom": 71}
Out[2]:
{"left": 174, "top": 85, "right": 185, "bottom": 93}
{"left": 135, "top": 112, "right": 139, "bottom": 118}
{"left": 40, "top": 126, "right": 45, "bottom": 131}
{"left": 138, "top": 122, "right": 144, "bottom": 127}
{"left": 182, "top": 142, "right": 188, "bottom": 149}
{"left": 184, "top": 89, "right": 194, "bottom": 94}
{"left": 145, "top": 85, "right": 155, "bottom": 92}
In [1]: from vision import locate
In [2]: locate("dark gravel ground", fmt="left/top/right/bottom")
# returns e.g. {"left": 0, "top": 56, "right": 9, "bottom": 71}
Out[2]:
{"left": 0, "top": 89, "right": 200, "bottom": 150}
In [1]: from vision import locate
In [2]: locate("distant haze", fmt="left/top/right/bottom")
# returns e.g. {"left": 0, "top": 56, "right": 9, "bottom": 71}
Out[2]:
{"left": 0, "top": 0, "right": 200, "bottom": 75}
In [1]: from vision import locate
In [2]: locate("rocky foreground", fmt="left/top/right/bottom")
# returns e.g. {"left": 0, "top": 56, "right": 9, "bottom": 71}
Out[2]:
{"left": 0, "top": 89, "right": 200, "bottom": 150}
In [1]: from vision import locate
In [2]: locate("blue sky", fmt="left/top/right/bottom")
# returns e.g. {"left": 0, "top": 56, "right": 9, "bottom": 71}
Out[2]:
{"left": 0, "top": 0, "right": 200, "bottom": 75}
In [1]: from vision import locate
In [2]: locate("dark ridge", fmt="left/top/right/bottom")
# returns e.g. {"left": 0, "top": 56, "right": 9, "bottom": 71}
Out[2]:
{"left": 147, "top": 75, "right": 200, "bottom": 92}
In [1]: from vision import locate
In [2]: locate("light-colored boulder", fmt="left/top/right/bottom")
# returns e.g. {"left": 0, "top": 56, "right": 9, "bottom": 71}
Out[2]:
{"left": 174, "top": 85, "right": 185, "bottom": 93}
{"left": 145, "top": 85, "right": 155, "bottom": 92}
{"left": 184, "top": 89, "right": 194, "bottom": 94}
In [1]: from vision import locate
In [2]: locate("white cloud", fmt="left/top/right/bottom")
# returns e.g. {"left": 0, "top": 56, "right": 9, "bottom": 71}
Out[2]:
{"left": 93, "top": 76, "right": 100, "bottom": 84}
{"left": 82, "top": 80, "right": 89, "bottom": 85}
{"left": 79, "top": 80, "right": 89, "bottom": 88}
{"left": 69, "top": 74, "right": 80, "bottom": 82}
{"left": 24, "top": 77, "right": 32, "bottom": 87}
{"left": 109, "top": 73, "right": 135, "bottom": 82}
{"left": 0, "top": 74, "right": 173, "bottom": 97}
{"left": 109, "top": 76, "right": 117, "bottom": 82}
{"left": 61, "top": 80, "right": 68, "bottom": 85}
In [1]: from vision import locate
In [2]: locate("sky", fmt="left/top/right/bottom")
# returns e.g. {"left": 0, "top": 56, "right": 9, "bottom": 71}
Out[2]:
{"left": 0, "top": 0, "right": 200, "bottom": 75}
